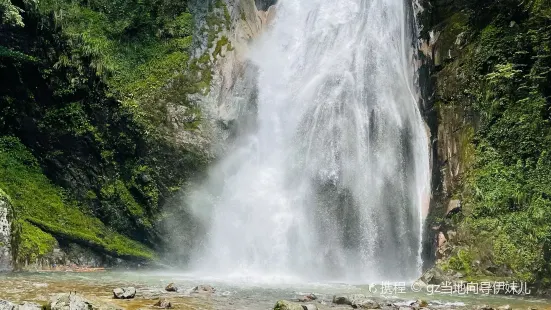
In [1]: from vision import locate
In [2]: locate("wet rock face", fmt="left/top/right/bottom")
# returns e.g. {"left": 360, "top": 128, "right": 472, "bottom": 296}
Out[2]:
{"left": 0, "top": 192, "right": 13, "bottom": 272}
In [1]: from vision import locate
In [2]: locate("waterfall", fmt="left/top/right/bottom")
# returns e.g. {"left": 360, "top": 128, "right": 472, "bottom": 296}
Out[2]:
{"left": 187, "top": 0, "right": 430, "bottom": 282}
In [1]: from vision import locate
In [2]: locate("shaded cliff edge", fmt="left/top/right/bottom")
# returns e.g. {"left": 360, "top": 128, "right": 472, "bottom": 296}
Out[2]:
{"left": 418, "top": 0, "right": 479, "bottom": 274}
{"left": 417, "top": 0, "right": 474, "bottom": 270}
{"left": 418, "top": 0, "right": 551, "bottom": 291}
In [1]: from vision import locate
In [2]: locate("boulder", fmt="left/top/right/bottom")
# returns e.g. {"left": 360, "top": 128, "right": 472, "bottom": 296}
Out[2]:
{"left": 165, "top": 283, "right": 178, "bottom": 292}
{"left": 50, "top": 293, "right": 93, "bottom": 310}
{"left": 352, "top": 298, "right": 380, "bottom": 309}
{"left": 297, "top": 294, "right": 317, "bottom": 302}
{"left": 15, "top": 302, "right": 42, "bottom": 310}
{"left": 0, "top": 300, "right": 15, "bottom": 310}
{"left": 302, "top": 304, "right": 318, "bottom": 310}
{"left": 497, "top": 306, "right": 511, "bottom": 310}
{"left": 191, "top": 285, "right": 215, "bottom": 294}
{"left": 273, "top": 300, "right": 304, "bottom": 310}
{"left": 419, "top": 267, "right": 450, "bottom": 285}
{"left": 332, "top": 294, "right": 368, "bottom": 305}
{"left": 0, "top": 300, "right": 42, "bottom": 310}
{"left": 153, "top": 298, "right": 172, "bottom": 309}
{"left": 476, "top": 306, "right": 494, "bottom": 310}
{"left": 112, "top": 287, "right": 136, "bottom": 299}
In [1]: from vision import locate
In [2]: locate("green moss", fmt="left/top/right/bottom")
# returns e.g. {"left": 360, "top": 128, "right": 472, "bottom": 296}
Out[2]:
{"left": 447, "top": 249, "right": 474, "bottom": 275}
{"left": 0, "top": 136, "right": 155, "bottom": 263}
{"left": 213, "top": 36, "right": 229, "bottom": 58}
{"left": 17, "top": 221, "right": 57, "bottom": 263}
{"left": 28, "top": 218, "right": 154, "bottom": 259}
{"left": 459, "top": 125, "right": 475, "bottom": 168}
{"left": 223, "top": 4, "right": 231, "bottom": 27}
{"left": 0, "top": 188, "right": 12, "bottom": 205}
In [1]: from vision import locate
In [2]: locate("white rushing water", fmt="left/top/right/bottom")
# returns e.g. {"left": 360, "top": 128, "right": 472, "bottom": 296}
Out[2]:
{"left": 187, "top": 0, "right": 430, "bottom": 283}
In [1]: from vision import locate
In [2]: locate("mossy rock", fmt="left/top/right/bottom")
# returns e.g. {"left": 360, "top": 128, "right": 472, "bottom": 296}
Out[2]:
{"left": 273, "top": 300, "right": 304, "bottom": 310}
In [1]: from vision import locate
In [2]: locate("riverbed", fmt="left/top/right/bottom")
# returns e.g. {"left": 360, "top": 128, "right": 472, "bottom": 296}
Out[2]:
{"left": 0, "top": 271, "right": 549, "bottom": 309}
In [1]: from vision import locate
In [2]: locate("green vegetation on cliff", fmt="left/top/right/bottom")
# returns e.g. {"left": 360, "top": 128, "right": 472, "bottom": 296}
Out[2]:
{"left": 0, "top": 0, "right": 231, "bottom": 265}
{"left": 430, "top": 0, "right": 551, "bottom": 287}
{"left": 0, "top": 136, "right": 155, "bottom": 262}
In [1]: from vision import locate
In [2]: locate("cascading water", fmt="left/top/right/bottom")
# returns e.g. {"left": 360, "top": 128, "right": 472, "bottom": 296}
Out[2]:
{"left": 187, "top": 0, "right": 430, "bottom": 282}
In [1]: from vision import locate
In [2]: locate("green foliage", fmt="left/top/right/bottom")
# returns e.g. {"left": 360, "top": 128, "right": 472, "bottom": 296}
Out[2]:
{"left": 435, "top": 0, "right": 551, "bottom": 286}
{"left": 100, "top": 180, "right": 150, "bottom": 227}
{"left": 0, "top": 0, "right": 24, "bottom": 27}
{"left": 446, "top": 249, "right": 474, "bottom": 275}
{"left": 23, "top": 0, "right": 215, "bottom": 135}
{"left": 0, "top": 0, "right": 214, "bottom": 253}
{"left": 0, "top": 136, "right": 156, "bottom": 263}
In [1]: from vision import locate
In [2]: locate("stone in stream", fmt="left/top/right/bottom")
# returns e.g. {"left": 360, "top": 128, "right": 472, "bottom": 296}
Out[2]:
{"left": 333, "top": 294, "right": 379, "bottom": 308}
{"left": 333, "top": 294, "right": 363, "bottom": 305}
{"left": 298, "top": 294, "right": 317, "bottom": 302}
{"left": 352, "top": 298, "right": 381, "bottom": 309}
{"left": 191, "top": 285, "right": 215, "bottom": 294}
{"left": 0, "top": 300, "right": 16, "bottom": 310}
{"left": 50, "top": 293, "right": 93, "bottom": 310}
{"left": 0, "top": 300, "right": 43, "bottom": 310}
{"left": 153, "top": 298, "right": 172, "bottom": 309}
{"left": 407, "top": 300, "right": 429, "bottom": 310}
{"left": 476, "top": 306, "right": 494, "bottom": 310}
{"left": 16, "top": 302, "right": 42, "bottom": 310}
{"left": 273, "top": 300, "right": 313, "bottom": 310}
{"left": 417, "top": 300, "right": 428, "bottom": 308}
{"left": 165, "top": 283, "right": 178, "bottom": 292}
{"left": 112, "top": 287, "right": 136, "bottom": 299}
{"left": 497, "top": 306, "right": 512, "bottom": 310}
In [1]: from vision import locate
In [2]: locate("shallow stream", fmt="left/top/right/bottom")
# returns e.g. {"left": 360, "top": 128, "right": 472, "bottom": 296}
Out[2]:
{"left": 0, "top": 271, "right": 549, "bottom": 309}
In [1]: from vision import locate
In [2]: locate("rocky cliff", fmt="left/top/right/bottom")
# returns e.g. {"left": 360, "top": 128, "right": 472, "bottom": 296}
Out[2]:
{"left": 0, "top": 0, "right": 268, "bottom": 270}
{"left": 420, "top": 0, "right": 551, "bottom": 289}
{"left": 0, "top": 189, "right": 14, "bottom": 271}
